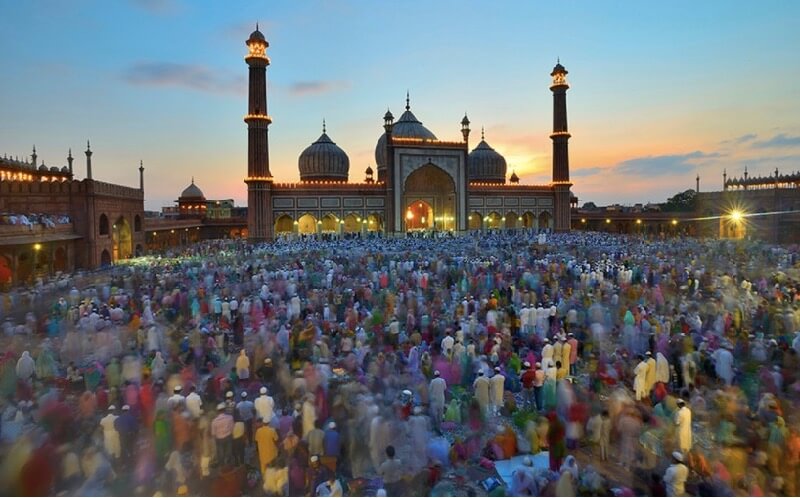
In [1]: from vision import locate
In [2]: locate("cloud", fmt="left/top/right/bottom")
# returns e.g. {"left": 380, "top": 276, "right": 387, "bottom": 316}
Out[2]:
{"left": 286, "top": 80, "right": 349, "bottom": 97}
{"left": 613, "top": 151, "right": 721, "bottom": 176}
{"left": 123, "top": 62, "right": 245, "bottom": 96}
{"left": 752, "top": 133, "right": 800, "bottom": 149}
{"left": 130, "top": 0, "right": 179, "bottom": 15}
{"left": 571, "top": 167, "right": 604, "bottom": 178}
{"left": 719, "top": 133, "right": 757, "bottom": 145}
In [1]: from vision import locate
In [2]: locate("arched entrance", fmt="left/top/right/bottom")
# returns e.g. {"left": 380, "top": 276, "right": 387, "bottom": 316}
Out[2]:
{"left": 297, "top": 214, "right": 317, "bottom": 235}
{"left": 522, "top": 211, "right": 535, "bottom": 228}
{"left": 505, "top": 211, "right": 518, "bottom": 229}
{"left": 469, "top": 211, "right": 482, "bottom": 230}
{"left": 321, "top": 214, "right": 338, "bottom": 233}
{"left": 405, "top": 200, "right": 433, "bottom": 231}
{"left": 274, "top": 215, "right": 294, "bottom": 234}
{"left": 53, "top": 246, "right": 67, "bottom": 273}
{"left": 112, "top": 216, "right": 132, "bottom": 260}
{"left": 100, "top": 249, "right": 112, "bottom": 267}
{"left": 367, "top": 213, "right": 383, "bottom": 232}
{"left": 343, "top": 214, "right": 360, "bottom": 234}
{"left": 485, "top": 212, "right": 502, "bottom": 230}
{"left": 403, "top": 163, "right": 456, "bottom": 232}
{"left": 538, "top": 211, "right": 552, "bottom": 230}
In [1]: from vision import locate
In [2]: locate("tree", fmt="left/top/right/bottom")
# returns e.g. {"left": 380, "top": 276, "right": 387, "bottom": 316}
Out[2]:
{"left": 662, "top": 189, "right": 697, "bottom": 212}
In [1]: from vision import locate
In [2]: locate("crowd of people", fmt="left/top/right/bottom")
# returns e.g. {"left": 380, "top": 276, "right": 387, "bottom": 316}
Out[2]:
{"left": 0, "top": 230, "right": 799, "bottom": 496}
{"left": 0, "top": 213, "right": 71, "bottom": 229}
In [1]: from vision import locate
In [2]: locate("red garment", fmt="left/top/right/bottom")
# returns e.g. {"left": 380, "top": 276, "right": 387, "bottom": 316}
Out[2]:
{"left": 140, "top": 383, "right": 156, "bottom": 428}
{"left": 19, "top": 442, "right": 56, "bottom": 496}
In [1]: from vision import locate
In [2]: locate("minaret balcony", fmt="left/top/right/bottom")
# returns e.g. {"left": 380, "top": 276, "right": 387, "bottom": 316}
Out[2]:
{"left": 244, "top": 114, "right": 273, "bottom": 124}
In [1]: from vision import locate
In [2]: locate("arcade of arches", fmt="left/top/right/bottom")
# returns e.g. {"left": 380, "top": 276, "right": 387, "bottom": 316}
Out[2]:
{"left": 467, "top": 210, "right": 552, "bottom": 230}
{"left": 274, "top": 213, "right": 384, "bottom": 236}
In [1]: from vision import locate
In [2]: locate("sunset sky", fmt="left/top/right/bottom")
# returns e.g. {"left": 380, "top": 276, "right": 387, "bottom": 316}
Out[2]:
{"left": 1, "top": 0, "right": 799, "bottom": 210}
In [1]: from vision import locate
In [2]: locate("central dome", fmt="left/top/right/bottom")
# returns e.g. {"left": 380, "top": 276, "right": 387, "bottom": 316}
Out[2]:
{"left": 180, "top": 179, "right": 205, "bottom": 199}
{"left": 468, "top": 137, "right": 507, "bottom": 184}
{"left": 375, "top": 106, "right": 437, "bottom": 173}
{"left": 298, "top": 128, "right": 349, "bottom": 182}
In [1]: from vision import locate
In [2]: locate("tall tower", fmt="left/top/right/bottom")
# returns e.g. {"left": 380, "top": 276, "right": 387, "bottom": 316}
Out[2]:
{"left": 85, "top": 140, "right": 93, "bottom": 180}
{"left": 550, "top": 61, "right": 572, "bottom": 231}
{"left": 244, "top": 25, "right": 274, "bottom": 242}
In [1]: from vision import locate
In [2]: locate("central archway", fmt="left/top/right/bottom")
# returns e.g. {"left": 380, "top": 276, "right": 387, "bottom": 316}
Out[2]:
{"left": 405, "top": 200, "right": 433, "bottom": 231}
{"left": 403, "top": 163, "right": 456, "bottom": 232}
{"left": 112, "top": 216, "right": 132, "bottom": 261}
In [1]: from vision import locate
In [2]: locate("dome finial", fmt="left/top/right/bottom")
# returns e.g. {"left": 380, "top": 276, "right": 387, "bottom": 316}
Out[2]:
{"left": 406, "top": 90, "right": 410, "bottom": 111}
{"left": 481, "top": 126, "right": 485, "bottom": 141}
{"left": 191, "top": 176, "right": 194, "bottom": 184}
{"left": 322, "top": 118, "right": 326, "bottom": 134}
{"left": 256, "top": 21, "right": 259, "bottom": 31}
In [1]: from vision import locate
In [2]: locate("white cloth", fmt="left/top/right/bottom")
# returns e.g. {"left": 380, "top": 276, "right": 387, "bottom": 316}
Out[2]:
{"left": 255, "top": 394, "right": 275, "bottom": 422}
{"left": 675, "top": 406, "right": 692, "bottom": 452}
{"left": 664, "top": 462, "right": 688, "bottom": 496}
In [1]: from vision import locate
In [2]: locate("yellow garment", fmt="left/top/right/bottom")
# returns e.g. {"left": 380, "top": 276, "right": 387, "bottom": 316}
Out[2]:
{"left": 255, "top": 425, "right": 279, "bottom": 471}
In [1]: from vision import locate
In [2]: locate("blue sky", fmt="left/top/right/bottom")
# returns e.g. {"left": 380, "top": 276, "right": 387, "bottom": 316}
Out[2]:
{"left": 1, "top": 0, "right": 799, "bottom": 210}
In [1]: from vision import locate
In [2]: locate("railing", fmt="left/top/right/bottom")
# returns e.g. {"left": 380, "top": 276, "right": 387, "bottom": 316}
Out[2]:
{"left": 0, "top": 222, "right": 76, "bottom": 238}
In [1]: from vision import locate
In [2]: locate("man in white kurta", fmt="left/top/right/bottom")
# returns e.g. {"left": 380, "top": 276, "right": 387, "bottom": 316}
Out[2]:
{"left": 490, "top": 367, "right": 505, "bottom": 416}
{"left": 473, "top": 371, "right": 490, "bottom": 416}
{"left": 664, "top": 452, "right": 689, "bottom": 496}
{"left": 674, "top": 399, "right": 692, "bottom": 453}
{"left": 429, "top": 371, "right": 447, "bottom": 429}
{"left": 541, "top": 339, "right": 554, "bottom": 366}
{"left": 100, "top": 406, "right": 121, "bottom": 459}
{"left": 655, "top": 352, "right": 670, "bottom": 385}
{"left": 633, "top": 356, "right": 649, "bottom": 401}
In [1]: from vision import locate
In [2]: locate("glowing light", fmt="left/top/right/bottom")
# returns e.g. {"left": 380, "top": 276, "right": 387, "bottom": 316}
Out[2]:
{"left": 605, "top": 219, "right": 611, "bottom": 224}
{"left": 33, "top": 243, "right": 41, "bottom": 251}
{"left": 406, "top": 211, "right": 413, "bottom": 220}
{"left": 671, "top": 219, "right": 678, "bottom": 225}
{"left": 636, "top": 219, "right": 642, "bottom": 224}
{"left": 729, "top": 209, "right": 744, "bottom": 223}
{"left": 581, "top": 218, "right": 586, "bottom": 223}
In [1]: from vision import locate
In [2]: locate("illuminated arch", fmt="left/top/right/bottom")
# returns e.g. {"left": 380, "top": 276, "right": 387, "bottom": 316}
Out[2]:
{"left": 297, "top": 213, "right": 317, "bottom": 235}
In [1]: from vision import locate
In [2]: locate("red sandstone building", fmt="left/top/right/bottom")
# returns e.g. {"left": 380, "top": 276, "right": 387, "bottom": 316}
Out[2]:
{"left": 0, "top": 144, "right": 145, "bottom": 286}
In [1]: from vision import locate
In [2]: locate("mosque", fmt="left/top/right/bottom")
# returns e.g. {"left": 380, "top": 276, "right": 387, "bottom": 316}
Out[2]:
{"left": 242, "top": 27, "right": 574, "bottom": 241}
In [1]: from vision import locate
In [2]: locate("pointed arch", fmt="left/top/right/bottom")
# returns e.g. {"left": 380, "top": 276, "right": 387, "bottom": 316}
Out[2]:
{"left": 99, "top": 213, "right": 109, "bottom": 236}
{"left": 468, "top": 211, "right": 482, "bottom": 230}
{"left": 521, "top": 211, "right": 535, "bottom": 228}
{"left": 274, "top": 214, "right": 294, "bottom": 234}
{"left": 505, "top": 211, "right": 518, "bottom": 229}
{"left": 538, "top": 211, "right": 552, "bottom": 229}
{"left": 297, "top": 213, "right": 317, "bottom": 234}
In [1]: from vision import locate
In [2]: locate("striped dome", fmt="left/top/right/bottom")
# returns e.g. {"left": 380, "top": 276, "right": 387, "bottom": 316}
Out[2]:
{"left": 298, "top": 131, "right": 349, "bottom": 182}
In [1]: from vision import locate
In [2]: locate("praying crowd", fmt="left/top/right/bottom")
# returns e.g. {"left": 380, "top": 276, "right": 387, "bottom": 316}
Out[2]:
{"left": 1, "top": 230, "right": 800, "bottom": 496}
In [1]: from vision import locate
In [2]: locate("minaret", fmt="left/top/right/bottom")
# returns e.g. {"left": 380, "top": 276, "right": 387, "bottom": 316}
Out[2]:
{"left": 85, "top": 140, "right": 93, "bottom": 180}
{"left": 139, "top": 160, "right": 145, "bottom": 191}
{"left": 31, "top": 145, "right": 37, "bottom": 167}
{"left": 383, "top": 108, "right": 395, "bottom": 233}
{"left": 696, "top": 174, "right": 700, "bottom": 193}
{"left": 550, "top": 60, "right": 572, "bottom": 231}
{"left": 67, "top": 148, "right": 73, "bottom": 175}
{"left": 461, "top": 113, "right": 470, "bottom": 144}
{"left": 723, "top": 169, "right": 727, "bottom": 190}
{"left": 243, "top": 24, "right": 274, "bottom": 242}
